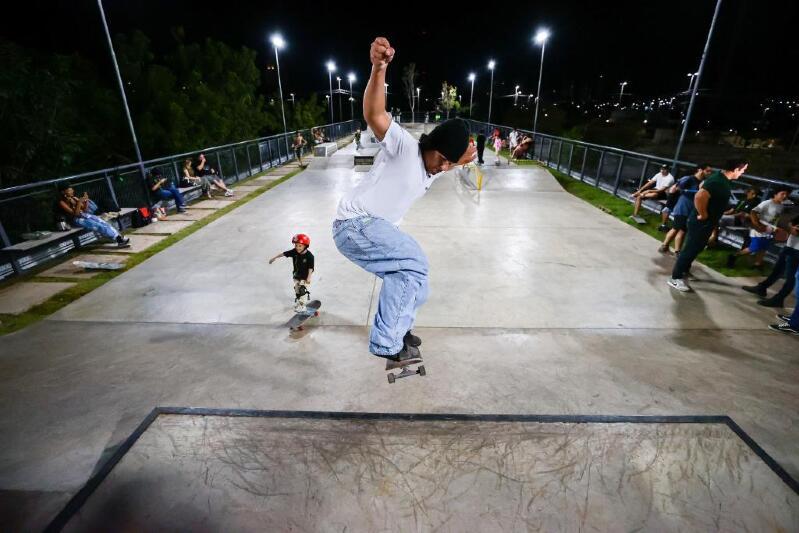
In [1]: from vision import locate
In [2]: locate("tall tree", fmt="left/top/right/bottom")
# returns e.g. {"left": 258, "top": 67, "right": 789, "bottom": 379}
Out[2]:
{"left": 402, "top": 63, "right": 417, "bottom": 121}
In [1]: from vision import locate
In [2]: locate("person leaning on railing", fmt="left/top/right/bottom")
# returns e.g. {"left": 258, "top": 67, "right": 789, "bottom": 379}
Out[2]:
{"left": 195, "top": 153, "right": 234, "bottom": 197}
{"left": 181, "top": 158, "right": 213, "bottom": 199}
{"left": 57, "top": 183, "right": 130, "bottom": 248}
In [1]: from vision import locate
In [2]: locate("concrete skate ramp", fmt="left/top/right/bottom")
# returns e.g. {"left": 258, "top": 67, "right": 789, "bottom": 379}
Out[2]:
{"left": 54, "top": 410, "right": 799, "bottom": 531}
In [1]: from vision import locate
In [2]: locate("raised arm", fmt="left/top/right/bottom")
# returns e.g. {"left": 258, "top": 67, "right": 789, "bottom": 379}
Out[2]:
{"left": 364, "top": 37, "right": 395, "bottom": 140}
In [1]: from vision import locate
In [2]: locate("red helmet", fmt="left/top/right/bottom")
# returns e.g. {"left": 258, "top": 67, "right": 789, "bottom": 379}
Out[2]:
{"left": 292, "top": 233, "right": 310, "bottom": 247}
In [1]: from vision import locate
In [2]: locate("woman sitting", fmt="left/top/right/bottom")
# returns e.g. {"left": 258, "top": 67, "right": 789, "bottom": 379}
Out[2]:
{"left": 195, "top": 153, "right": 234, "bottom": 197}
{"left": 181, "top": 158, "right": 213, "bottom": 199}
{"left": 57, "top": 184, "right": 130, "bottom": 248}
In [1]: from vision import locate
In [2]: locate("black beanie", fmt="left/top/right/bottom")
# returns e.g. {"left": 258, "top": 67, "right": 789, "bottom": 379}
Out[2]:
{"left": 419, "top": 119, "right": 470, "bottom": 163}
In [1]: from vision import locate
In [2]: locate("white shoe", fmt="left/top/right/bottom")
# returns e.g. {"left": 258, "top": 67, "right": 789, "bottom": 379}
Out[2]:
{"left": 667, "top": 278, "right": 691, "bottom": 292}
{"left": 224, "top": 191, "right": 234, "bottom": 197}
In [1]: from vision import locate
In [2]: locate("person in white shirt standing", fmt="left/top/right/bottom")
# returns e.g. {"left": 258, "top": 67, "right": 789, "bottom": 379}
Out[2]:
{"left": 728, "top": 187, "right": 790, "bottom": 269}
{"left": 333, "top": 37, "right": 475, "bottom": 365}
{"left": 743, "top": 214, "right": 799, "bottom": 307}
{"left": 631, "top": 164, "right": 675, "bottom": 218}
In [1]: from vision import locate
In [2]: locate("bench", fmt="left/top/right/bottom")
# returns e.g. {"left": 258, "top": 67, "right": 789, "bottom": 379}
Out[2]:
{"left": 354, "top": 148, "right": 380, "bottom": 172}
{"left": 313, "top": 142, "right": 338, "bottom": 157}
{"left": 0, "top": 208, "right": 137, "bottom": 278}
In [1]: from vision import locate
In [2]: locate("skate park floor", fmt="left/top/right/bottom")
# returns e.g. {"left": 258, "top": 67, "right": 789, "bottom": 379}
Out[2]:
{"left": 1, "top": 127, "right": 797, "bottom": 530}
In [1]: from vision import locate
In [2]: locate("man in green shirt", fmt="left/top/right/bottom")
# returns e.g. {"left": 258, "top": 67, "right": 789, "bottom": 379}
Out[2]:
{"left": 668, "top": 159, "right": 749, "bottom": 292}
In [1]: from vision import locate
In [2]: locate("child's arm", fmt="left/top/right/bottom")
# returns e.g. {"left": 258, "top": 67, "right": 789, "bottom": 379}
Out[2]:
{"left": 268, "top": 253, "right": 284, "bottom": 264}
{"left": 305, "top": 269, "right": 313, "bottom": 283}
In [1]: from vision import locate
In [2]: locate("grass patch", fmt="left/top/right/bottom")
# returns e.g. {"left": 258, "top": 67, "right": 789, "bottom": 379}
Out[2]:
{"left": 0, "top": 166, "right": 302, "bottom": 336}
{"left": 544, "top": 165, "right": 764, "bottom": 278}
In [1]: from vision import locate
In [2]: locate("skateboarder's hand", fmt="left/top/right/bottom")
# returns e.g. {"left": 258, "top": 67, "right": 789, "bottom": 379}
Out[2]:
{"left": 370, "top": 37, "right": 395, "bottom": 70}
{"left": 456, "top": 144, "right": 478, "bottom": 166}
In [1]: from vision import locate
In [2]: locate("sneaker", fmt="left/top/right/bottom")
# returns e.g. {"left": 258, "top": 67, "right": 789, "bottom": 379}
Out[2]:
{"left": 385, "top": 345, "right": 422, "bottom": 370}
{"left": 757, "top": 298, "right": 784, "bottom": 308}
{"left": 726, "top": 254, "right": 737, "bottom": 268}
{"left": 116, "top": 236, "right": 131, "bottom": 249}
{"left": 658, "top": 244, "right": 671, "bottom": 254}
{"left": 768, "top": 323, "right": 799, "bottom": 336}
{"left": 657, "top": 224, "right": 669, "bottom": 232}
{"left": 776, "top": 313, "right": 792, "bottom": 323}
{"left": 177, "top": 207, "right": 187, "bottom": 213}
{"left": 224, "top": 191, "right": 234, "bottom": 197}
{"left": 667, "top": 278, "right": 691, "bottom": 292}
{"left": 403, "top": 330, "right": 422, "bottom": 348}
{"left": 742, "top": 285, "right": 767, "bottom": 297}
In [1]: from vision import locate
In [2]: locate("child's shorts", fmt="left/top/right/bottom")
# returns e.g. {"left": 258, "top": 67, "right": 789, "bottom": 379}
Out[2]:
{"left": 749, "top": 236, "right": 773, "bottom": 253}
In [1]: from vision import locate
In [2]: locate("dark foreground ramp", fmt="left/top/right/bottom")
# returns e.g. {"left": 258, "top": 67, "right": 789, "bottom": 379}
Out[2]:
{"left": 53, "top": 410, "right": 798, "bottom": 532}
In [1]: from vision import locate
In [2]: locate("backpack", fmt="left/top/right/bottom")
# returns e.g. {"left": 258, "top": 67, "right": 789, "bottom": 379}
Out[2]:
{"left": 131, "top": 207, "right": 152, "bottom": 228}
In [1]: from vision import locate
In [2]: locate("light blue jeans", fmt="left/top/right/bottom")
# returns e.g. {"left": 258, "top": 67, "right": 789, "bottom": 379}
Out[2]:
{"left": 73, "top": 213, "right": 119, "bottom": 240}
{"left": 333, "top": 216, "right": 429, "bottom": 357}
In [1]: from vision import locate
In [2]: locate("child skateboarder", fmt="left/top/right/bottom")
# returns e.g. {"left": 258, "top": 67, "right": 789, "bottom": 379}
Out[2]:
{"left": 355, "top": 128, "right": 363, "bottom": 150}
{"left": 332, "top": 37, "right": 475, "bottom": 366}
{"left": 269, "top": 234, "right": 315, "bottom": 313}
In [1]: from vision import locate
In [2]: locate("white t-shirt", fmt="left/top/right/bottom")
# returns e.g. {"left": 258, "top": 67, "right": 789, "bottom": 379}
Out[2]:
{"left": 509, "top": 131, "right": 519, "bottom": 147}
{"left": 336, "top": 120, "right": 434, "bottom": 225}
{"left": 749, "top": 199, "right": 784, "bottom": 238}
{"left": 786, "top": 233, "right": 799, "bottom": 250}
{"left": 652, "top": 172, "right": 675, "bottom": 190}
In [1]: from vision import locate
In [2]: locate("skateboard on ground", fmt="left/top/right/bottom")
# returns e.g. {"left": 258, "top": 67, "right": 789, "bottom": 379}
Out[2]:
{"left": 386, "top": 356, "right": 426, "bottom": 384}
{"left": 287, "top": 300, "right": 321, "bottom": 331}
{"left": 72, "top": 260, "right": 124, "bottom": 271}
{"left": 629, "top": 215, "right": 647, "bottom": 224}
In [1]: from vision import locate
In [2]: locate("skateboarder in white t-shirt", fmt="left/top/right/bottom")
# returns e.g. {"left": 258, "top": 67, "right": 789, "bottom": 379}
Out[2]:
{"left": 333, "top": 37, "right": 476, "bottom": 364}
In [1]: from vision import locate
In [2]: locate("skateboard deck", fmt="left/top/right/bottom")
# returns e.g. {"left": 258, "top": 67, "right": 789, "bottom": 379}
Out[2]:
{"left": 385, "top": 356, "right": 426, "bottom": 384}
{"left": 287, "top": 300, "right": 321, "bottom": 331}
{"left": 630, "top": 215, "right": 647, "bottom": 224}
{"left": 72, "top": 260, "right": 125, "bottom": 271}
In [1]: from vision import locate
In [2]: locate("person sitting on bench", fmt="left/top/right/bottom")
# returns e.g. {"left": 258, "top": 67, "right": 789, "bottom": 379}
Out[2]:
{"left": 57, "top": 184, "right": 130, "bottom": 248}
{"left": 631, "top": 164, "right": 674, "bottom": 219}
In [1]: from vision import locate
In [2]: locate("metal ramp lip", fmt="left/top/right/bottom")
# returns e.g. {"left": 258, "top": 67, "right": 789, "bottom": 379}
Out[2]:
{"left": 45, "top": 407, "right": 799, "bottom": 532}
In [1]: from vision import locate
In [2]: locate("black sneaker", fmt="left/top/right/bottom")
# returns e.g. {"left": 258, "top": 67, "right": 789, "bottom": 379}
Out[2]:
{"left": 657, "top": 224, "right": 669, "bottom": 232}
{"left": 177, "top": 207, "right": 188, "bottom": 213}
{"left": 387, "top": 344, "right": 421, "bottom": 362}
{"left": 116, "top": 236, "right": 131, "bottom": 249}
{"left": 768, "top": 323, "right": 799, "bottom": 336}
{"left": 726, "top": 254, "right": 737, "bottom": 268}
{"left": 776, "top": 313, "right": 792, "bottom": 323}
{"left": 742, "top": 285, "right": 767, "bottom": 297}
{"left": 403, "top": 330, "right": 422, "bottom": 348}
{"left": 757, "top": 298, "right": 784, "bottom": 308}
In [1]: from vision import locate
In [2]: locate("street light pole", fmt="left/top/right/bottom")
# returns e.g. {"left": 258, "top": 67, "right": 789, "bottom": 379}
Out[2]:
{"left": 385, "top": 83, "right": 389, "bottom": 110}
{"left": 326, "top": 61, "right": 336, "bottom": 124}
{"left": 532, "top": 29, "right": 550, "bottom": 136}
{"left": 271, "top": 34, "right": 290, "bottom": 158}
{"left": 336, "top": 76, "right": 342, "bottom": 124}
{"left": 468, "top": 73, "right": 475, "bottom": 118}
{"left": 416, "top": 87, "right": 421, "bottom": 119}
{"left": 618, "top": 81, "right": 628, "bottom": 105}
{"left": 487, "top": 60, "right": 495, "bottom": 124}
{"left": 348, "top": 73, "right": 355, "bottom": 121}
{"left": 673, "top": 0, "right": 723, "bottom": 169}
{"left": 96, "top": 0, "right": 146, "bottom": 183}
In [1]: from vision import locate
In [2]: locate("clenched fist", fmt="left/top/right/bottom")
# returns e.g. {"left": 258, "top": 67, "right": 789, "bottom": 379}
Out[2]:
{"left": 370, "top": 37, "right": 395, "bottom": 70}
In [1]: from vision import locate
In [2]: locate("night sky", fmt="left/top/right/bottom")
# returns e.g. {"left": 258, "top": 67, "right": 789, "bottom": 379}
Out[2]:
{"left": 4, "top": 0, "right": 798, "bottom": 105}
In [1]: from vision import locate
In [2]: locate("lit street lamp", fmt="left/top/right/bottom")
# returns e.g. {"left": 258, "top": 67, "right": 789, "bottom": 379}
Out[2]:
{"left": 532, "top": 29, "right": 550, "bottom": 136}
{"left": 468, "top": 73, "right": 475, "bottom": 118}
{"left": 686, "top": 72, "right": 698, "bottom": 94}
{"left": 384, "top": 83, "right": 389, "bottom": 110}
{"left": 416, "top": 87, "right": 421, "bottom": 117}
{"left": 270, "top": 34, "right": 290, "bottom": 157}
{"left": 336, "top": 76, "right": 342, "bottom": 123}
{"left": 514, "top": 84, "right": 520, "bottom": 107}
{"left": 326, "top": 60, "right": 336, "bottom": 124}
{"left": 348, "top": 73, "right": 356, "bottom": 120}
{"left": 487, "top": 60, "right": 496, "bottom": 123}
{"left": 618, "top": 81, "right": 628, "bottom": 105}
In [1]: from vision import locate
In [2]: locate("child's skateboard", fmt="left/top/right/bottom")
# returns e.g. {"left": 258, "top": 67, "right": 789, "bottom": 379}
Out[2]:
{"left": 629, "top": 215, "right": 647, "bottom": 224}
{"left": 287, "top": 300, "right": 321, "bottom": 331}
{"left": 386, "top": 356, "right": 426, "bottom": 384}
{"left": 73, "top": 260, "right": 124, "bottom": 271}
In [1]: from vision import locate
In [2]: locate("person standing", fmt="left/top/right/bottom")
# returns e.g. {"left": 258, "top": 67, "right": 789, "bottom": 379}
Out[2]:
{"left": 668, "top": 159, "right": 749, "bottom": 292}
{"left": 742, "top": 214, "right": 799, "bottom": 307}
{"left": 476, "top": 133, "right": 486, "bottom": 165}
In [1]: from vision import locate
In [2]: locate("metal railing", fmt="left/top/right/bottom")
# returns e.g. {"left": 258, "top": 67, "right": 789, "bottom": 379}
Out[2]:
{"left": 0, "top": 120, "right": 357, "bottom": 248}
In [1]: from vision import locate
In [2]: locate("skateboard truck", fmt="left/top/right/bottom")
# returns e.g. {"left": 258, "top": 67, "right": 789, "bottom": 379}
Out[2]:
{"left": 386, "top": 358, "right": 426, "bottom": 384}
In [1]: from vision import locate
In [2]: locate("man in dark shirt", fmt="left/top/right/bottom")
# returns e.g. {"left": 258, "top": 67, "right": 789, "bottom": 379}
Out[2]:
{"left": 668, "top": 159, "right": 749, "bottom": 292}
{"left": 269, "top": 234, "right": 315, "bottom": 312}
{"left": 476, "top": 133, "right": 486, "bottom": 165}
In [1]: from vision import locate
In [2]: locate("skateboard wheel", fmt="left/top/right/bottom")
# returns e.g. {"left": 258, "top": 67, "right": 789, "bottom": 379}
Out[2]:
{"left": 314, "top": 311, "right": 319, "bottom": 316}
{"left": 418, "top": 365, "right": 426, "bottom": 376}
{"left": 387, "top": 373, "right": 396, "bottom": 384}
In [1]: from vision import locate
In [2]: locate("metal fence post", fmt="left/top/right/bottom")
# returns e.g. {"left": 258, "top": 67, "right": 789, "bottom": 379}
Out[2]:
{"left": 231, "top": 148, "right": 239, "bottom": 182}
{"left": 580, "top": 148, "right": 588, "bottom": 181}
{"left": 556, "top": 141, "right": 563, "bottom": 171}
{"left": 595, "top": 150, "right": 605, "bottom": 188}
{"left": 566, "top": 143, "right": 574, "bottom": 176}
{"left": 215, "top": 152, "right": 224, "bottom": 183}
{"left": 104, "top": 172, "right": 120, "bottom": 212}
{"left": 246, "top": 144, "right": 253, "bottom": 176}
{"left": 638, "top": 159, "right": 650, "bottom": 190}
{"left": 612, "top": 154, "right": 626, "bottom": 196}
{"left": 257, "top": 142, "right": 264, "bottom": 172}
{"left": 547, "top": 138, "right": 554, "bottom": 164}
